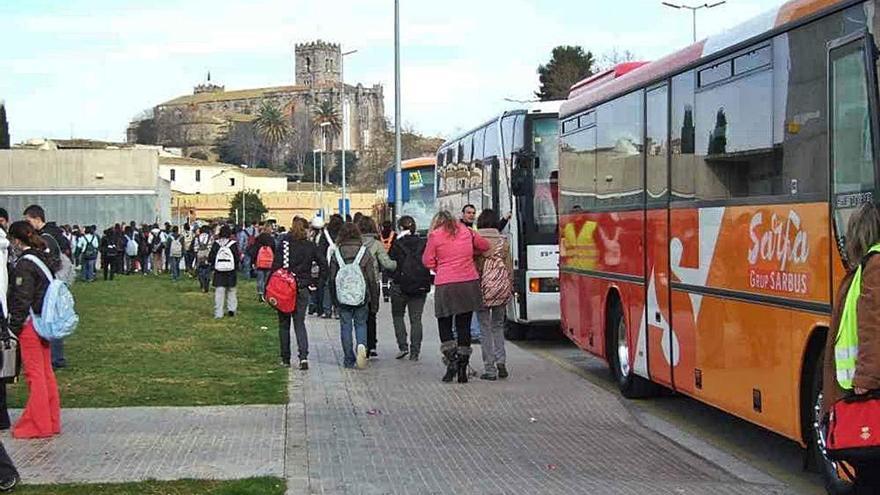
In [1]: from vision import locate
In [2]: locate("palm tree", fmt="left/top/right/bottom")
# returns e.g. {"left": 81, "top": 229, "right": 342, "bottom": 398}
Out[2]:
{"left": 253, "top": 102, "right": 291, "bottom": 170}
{"left": 311, "top": 99, "right": 342, "bottom": 148}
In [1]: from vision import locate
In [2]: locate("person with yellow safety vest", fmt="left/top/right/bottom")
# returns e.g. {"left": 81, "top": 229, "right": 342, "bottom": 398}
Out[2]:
{"left": 823, "top": 202, "right": 880, "bottom": 494}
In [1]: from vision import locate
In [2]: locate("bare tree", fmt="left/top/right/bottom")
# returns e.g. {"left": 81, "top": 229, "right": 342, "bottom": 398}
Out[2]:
{"left": 597, "top": 48, "right": 639, "bottom": 71}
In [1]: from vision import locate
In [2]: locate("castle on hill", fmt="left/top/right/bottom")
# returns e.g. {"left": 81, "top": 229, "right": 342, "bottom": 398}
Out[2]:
{"left": 127, "top": 40, "right": 385, "bottom": 162}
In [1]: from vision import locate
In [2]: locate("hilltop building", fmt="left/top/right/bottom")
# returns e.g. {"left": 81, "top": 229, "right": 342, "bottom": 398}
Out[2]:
{"left": 128, "top": 40, "right": 385, "bottom": 162}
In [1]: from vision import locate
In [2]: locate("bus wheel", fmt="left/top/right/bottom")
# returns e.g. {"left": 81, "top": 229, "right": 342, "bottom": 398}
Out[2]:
{"left": 807, "top": 348, "right": 854, "bottom": 494}
{"left": 609, "top": 303, "right": 657, "bottom": 399}
{"left": 505, "top": 321, "right": 527, "bottom": 341}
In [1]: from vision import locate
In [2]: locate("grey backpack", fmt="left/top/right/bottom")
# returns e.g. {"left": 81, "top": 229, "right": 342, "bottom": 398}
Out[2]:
{"left": 334, "top": 246, "right": 367, "bottom": 306}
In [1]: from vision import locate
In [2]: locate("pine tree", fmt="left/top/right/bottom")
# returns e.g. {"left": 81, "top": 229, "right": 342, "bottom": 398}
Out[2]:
{"left": 535, "top": 46, "right": 596, "bottom": 101}
{"left": 0, "top": 101, "right": 9, "bottom": 149}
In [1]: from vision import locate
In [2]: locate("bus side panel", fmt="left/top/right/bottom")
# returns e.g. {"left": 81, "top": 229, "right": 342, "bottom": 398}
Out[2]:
{"left": 646, "top": 208, "right": 673, "bottom": 388}
{"left": 688, "top": 297, "right": 828, "bottom": 440}
{"left": 560, "top": 271, "right": 585, "bottom": 346}
{"left": 669, "top": 203, "right": 831, "bottom": 439}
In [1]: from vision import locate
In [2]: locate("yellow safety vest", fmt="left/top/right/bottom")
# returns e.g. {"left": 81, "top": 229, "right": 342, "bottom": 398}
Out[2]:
{"left": 836, "top": 243, "right": 880, "bottom": 389}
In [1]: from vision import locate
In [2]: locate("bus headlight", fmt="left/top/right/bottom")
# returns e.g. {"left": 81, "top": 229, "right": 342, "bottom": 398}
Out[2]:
{"left": 529, "top": 277, "right": 559, "bottom": 293}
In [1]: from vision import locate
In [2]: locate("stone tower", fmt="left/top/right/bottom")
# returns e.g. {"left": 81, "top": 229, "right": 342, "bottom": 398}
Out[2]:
{"left": 0, "top": 100, "right": 9, "bottom": 150}
{"left": 295, "top": 40, "right": 341, "bottom": 88}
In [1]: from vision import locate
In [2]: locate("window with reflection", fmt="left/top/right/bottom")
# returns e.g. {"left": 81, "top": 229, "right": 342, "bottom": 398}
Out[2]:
{"left": 646, "top": 86, "right": 669, "bottom": 205}
{"left": 671, "top": 71, "right": 696, "bottom": 200}
{"left": 484, "top": 122, "right": 500, "bottom": 158}
{"left": 560, "top": 126, "right": 596, "bottom": 214}
{"left": 595, "top": 91, "right": 643, "bottom": 207}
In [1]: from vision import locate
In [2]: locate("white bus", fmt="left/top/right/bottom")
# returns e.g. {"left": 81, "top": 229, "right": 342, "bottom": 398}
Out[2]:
{"left": 435, "top": 101, "right": 562, "bottom": 338}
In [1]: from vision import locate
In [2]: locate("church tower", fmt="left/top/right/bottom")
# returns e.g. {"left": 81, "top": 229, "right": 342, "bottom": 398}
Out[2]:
{"left": 295, "top": 41, "right": 341, "bottom": 88}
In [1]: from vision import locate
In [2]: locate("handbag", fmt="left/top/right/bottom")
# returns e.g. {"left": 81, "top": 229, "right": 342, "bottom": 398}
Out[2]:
{"left": 826, "top": 390, "right": 880, "bottom": 462}
{"left": 0, "top": 324, "right": 20, "bottom": 383}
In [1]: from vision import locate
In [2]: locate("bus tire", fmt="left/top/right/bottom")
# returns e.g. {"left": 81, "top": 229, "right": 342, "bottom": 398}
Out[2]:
{"left": 806, "top": 346, "right": 854, "bottom": 494}
{"left": 608, "top": 301, "right": 658, "bottom": 399}
{"left": 505, "top": 321, "right": 527, "bottom": 341}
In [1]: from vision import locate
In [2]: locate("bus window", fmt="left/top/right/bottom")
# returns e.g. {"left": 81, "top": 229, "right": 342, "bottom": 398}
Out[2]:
{"left": 560, "top": 126, "right": 596, "bottom": 213}
{"left": 647, "top": 85, "right": 669, "bottom": 205}
{"left": 473, "top": 127, "right": 486, "bottom": 162}
{"left": 596, "top": 91, "right": 643, "bottom": 207}
{"left": 830, "top": 37, "right": 877, "bottom": 250}
{"left": 484, "top": 122, "right": 500, "bottom": 159}
{"left": 671, "top": 71, "right": 696, "bottom": 201}
{"left": 513, "top": 114, "right": 525, "bottom": 150}
{"left": 532, "top": 117, "right": 560, "bottom": 234}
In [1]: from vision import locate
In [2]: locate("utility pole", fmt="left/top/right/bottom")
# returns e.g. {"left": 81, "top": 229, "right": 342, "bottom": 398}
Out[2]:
{"left": 661, "top": 1, "right": 726, "bottom": 43}
{"left": 393, "top": 0, "right": 402, "bottom": 222}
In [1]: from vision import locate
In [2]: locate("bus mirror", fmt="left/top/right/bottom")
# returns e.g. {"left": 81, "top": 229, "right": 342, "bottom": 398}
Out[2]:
{"left": 511, "top": 167, "right": 531, "bottom": 196}
{"left": 514, "top": 151, "right": 534, "bottom": 169}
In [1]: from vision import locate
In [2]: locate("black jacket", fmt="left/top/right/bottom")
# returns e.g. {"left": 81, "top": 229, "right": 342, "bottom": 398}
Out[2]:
{"left": 246, "top": 233, "right": 276, "bottom": 262}
{"left": 40, "top": 222, "right": 71, "bottom": 257}
{"left": 273, "top": 234, "right": 327, "bottom": 288}
{"left": 388, "top": 233, "right": 432, "bottom": 292}
{"left": 208, "top": 238, "right": 241, "bottom": 288}
{"left": 9, "top": 248, "right": 52, "bottom": 335}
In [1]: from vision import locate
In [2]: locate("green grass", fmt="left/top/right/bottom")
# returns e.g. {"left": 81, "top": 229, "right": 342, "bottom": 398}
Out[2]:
{"left": 9, "top": 274, "right": 286, "bottom": 408}
{"left": 17, "top": 477, "right": 285, "bottom": 494}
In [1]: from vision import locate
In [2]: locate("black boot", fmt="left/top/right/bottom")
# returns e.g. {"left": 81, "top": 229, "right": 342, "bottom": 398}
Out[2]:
{"left": 441, "top": 341, "right": 458, "bottom": 383}
{"left": 457, "top": 347, "right": 471, "bottom": 383}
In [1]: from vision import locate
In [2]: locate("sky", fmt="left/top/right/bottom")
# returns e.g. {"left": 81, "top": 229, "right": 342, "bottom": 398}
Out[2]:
{"left": 0, "top": 0, "right": 782, "bottom": 144}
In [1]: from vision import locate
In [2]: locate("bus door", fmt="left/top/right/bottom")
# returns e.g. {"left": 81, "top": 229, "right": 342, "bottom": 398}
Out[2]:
{"left": 828, "top": 32, "right": 880, "bottom": 286}
{"left": 645, "top": 84, "right": 674, "bottom": 388}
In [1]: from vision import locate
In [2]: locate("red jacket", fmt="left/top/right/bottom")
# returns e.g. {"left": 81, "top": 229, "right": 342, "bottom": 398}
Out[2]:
{"left": 422, "top": 225, "right": 489, "bottom": 286}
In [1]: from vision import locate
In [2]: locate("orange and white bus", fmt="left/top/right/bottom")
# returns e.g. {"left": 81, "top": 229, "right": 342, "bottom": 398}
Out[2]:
{"left": 558, "top": 0, "right": 879, "bottom": 487}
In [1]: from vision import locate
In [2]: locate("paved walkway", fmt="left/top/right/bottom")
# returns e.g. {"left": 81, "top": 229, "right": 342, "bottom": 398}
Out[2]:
{"left": 3, "top": 300, "right": 800, "bottom": 494}
{"left": 284, "top": 303, "right": 796, "bottom": 495}
{"left": 7, "top": 405, "right": 285, "bottom": 484}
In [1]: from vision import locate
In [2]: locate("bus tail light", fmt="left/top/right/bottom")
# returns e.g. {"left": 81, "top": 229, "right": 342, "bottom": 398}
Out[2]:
{"left": 529, "top": 277, "right": 560, "bottom": 293}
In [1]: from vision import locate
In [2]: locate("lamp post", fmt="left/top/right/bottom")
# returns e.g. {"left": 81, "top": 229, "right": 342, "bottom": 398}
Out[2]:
{"left": 312, "top": 149, "right": 320, "bottom": 192}
{"left": 661, "top": 1, "right": 726, "bottom": 43}
{"left": 240, "top": 164, "right": 248, "bottom": 227}
{"left": 320, "top": 122, "right": 331, "bottom": 217}
{"left": 340, "top": 48, "right": 357, "bottom": 218}
{"left": 393, "top": 0, "right": 402, "bottom": 222}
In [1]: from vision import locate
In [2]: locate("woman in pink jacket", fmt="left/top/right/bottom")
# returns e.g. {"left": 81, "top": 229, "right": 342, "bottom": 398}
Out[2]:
{"left": 422, "top": 210, "right": 490, "bottom": 383}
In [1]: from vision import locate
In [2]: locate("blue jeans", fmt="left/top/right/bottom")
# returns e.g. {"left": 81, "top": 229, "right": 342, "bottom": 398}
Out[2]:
{"left": 82, "top": 258, "right": 97, "bottom": 281}
{"left": 322, "top": 283, "right": 333, "bottom": 315}
{"left": 170, "top": 256, "right": 181, "bottom": 280}
{"left": 241, "top": 254, "right": 252, "bottom": 279}
{"left": 255, "top": 269, "right": 270, "bottom": 296}
{"left": 471, "top": 312, "right": 481, "bottom": 340}
{"left": 339, "top": 304, "right": 368, "bottom": 367}
{"left": 51, "top": 338, "right": 66, "bottom": 368}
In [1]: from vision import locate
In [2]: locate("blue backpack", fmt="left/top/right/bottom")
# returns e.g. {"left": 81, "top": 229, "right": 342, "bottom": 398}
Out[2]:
{"left": 22, "top": 254, "right": 79, "bottom": 340}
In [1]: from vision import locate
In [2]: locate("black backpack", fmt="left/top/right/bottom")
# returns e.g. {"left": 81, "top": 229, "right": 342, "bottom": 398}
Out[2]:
{"left": 395, "top": 238, "right": 432, "bottom": 296}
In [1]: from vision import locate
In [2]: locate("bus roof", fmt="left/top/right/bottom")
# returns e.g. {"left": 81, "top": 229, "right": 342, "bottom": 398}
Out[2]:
{"left": 439, "top": 100, "right": 564, "bottom": 150}
{"left": 561, "top": 0, "right": 850, "bottom": 119}
{"left": 401, "top": 157, "right": 435, "bottom": 170}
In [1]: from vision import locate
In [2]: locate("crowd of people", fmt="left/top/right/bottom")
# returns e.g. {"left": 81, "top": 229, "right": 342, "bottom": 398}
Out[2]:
{"left": 0, "top": 201, "right": 508, "bottom": 493}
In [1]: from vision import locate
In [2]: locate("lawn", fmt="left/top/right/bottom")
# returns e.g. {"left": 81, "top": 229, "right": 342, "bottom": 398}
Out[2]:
{"left": 8, "top": 274, "right": 287, "bottom": 408}
{"left": 17, "top": 477, "right": 285, "bottom": 494}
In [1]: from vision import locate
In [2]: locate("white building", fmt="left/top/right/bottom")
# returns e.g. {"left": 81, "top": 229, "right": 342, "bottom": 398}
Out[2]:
{"left": 158, "top": 155, "right": 288, "bottom": 195}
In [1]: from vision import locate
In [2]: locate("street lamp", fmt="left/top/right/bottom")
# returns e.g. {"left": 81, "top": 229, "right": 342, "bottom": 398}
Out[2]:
{"left": 240, "top": 164, "right": 248, "bottom": 227}
{"left": 393, "top": 0, "right": 402, "bottom": 223}
{"left": 661, "top": 1, "right": 726, "bottom": 43}
{"left": 320, "top": 121, "right": 331, "bottom": 217}
{"left": 312, "top": 149, "right": 321, "bottom": 192}
{"left": 340, "top": 48, "right": 358, "bottom": 218}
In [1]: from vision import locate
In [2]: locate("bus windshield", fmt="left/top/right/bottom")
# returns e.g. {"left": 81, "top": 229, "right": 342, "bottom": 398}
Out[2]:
{"left": 532, "top": 117, "right": 559, "bottom": 236}
{"left": 399, "top": 166, "right": 436, "bottom": 233}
